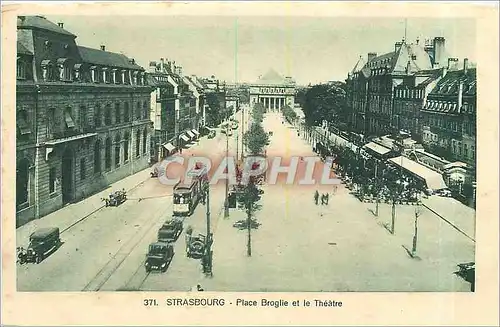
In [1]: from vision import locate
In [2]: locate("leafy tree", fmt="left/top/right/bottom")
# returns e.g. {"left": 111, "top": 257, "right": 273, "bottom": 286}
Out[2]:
{"left": 301, "top": 81, "right": 347, "bottom": 126}
{"left": 281, "top": 105, "right": 297, "bottom": 123}
{"left": 237, "top": 179, "right": 262, "bottom": 256}
{"left": 243, "top": 122, "right": 269, "bottom": 155}
{"left": 205, "top": 91, "right": 229, "bottom": 127}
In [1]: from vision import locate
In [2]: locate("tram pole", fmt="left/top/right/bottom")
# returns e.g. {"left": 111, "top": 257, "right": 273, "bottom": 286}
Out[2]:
{"left": 204, "top": 178, "right": 213, "bottom": 277}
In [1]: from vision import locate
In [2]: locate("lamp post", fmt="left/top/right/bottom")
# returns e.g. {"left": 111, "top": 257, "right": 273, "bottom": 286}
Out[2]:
{"left": 203, "top": 173, "right": 213, "bottom": 276}
{"left": 411, "top": 192, "right": 421, "bottom": 257}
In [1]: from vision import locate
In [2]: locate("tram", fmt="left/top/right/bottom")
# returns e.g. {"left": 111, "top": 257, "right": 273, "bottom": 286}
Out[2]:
{"left": 173, "top": 167, "right": 209, "bottom": 216}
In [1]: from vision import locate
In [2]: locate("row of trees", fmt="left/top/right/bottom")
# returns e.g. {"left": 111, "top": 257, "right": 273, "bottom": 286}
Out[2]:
{"left": 296, "top": 81, "right": 348, "bottom": 127}
{"left": 238, "top": 102, "right": 269, "bottom": 256}
{"left": 205, "top": 91, "right": 232, "bottom": 127}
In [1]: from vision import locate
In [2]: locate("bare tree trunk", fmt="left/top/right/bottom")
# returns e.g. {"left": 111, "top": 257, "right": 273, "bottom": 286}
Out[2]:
{"left": 391, "top": 201, "right": 396, "bottom": 234}
{"left": 247, "top": 206, "right": 252, "bottom": 257}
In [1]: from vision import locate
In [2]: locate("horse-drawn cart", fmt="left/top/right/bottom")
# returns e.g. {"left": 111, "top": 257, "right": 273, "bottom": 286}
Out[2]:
{"left": 102, "top": 189, "right": 127, "bottom": 207}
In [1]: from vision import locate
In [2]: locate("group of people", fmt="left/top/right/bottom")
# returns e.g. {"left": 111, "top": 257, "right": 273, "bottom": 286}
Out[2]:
{"left": 314, "top": 190, "right": 330, "bottom": 205}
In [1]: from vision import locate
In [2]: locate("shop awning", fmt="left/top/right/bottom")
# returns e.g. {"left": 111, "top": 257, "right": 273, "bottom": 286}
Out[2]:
{"left": 179, "top": 134, "right": 190, "bottom": 142}
{"left": 363, "top": 142, "right": 391, "bottom": 156}
{"left": 186, "top": 131, "right": 195, "bottom": 139}
{"left": 388, "top": 156, "right": 448, "bottom": 190}
{"left": 192, "top": 129, "right": 200, "bottom": 136}
{"left": 162, "top": 142, "right": 176, "bottom": 152}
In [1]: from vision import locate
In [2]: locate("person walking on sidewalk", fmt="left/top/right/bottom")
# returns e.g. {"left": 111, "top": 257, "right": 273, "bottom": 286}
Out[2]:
{"left": 314, "top": 190, "right": 319, "bottom": 205}
{"left": 325, "top": 193, "right": 329, "bottom": 205}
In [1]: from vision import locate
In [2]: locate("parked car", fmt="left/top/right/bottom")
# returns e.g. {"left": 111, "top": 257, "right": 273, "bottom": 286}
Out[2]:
{"left": 25, "top": 227, "right": 61, "bottom": 264}
{"left": 158, "top": 219, "right": 183, "bottom": 243}
{"left": 145, "top": 242, "right": 174, "bottom": 273}
{"left": 436, "top": 189, "right": 452, "bottom": 197}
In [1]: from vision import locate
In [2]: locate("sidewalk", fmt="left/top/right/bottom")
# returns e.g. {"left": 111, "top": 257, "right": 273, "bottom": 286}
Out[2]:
{"left": 16, "top": 167, "right": 153, "bottom": 247}
{"left": 422, "top": 196, "right": 476, "bottom": 241}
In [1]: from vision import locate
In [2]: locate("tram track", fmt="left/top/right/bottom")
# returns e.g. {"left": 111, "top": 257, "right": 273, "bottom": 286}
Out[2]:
{"left": 60, "top": 177, "right": 152, "bottom": 235}
{"left": 82, "top": 200, "right": 171, "bottom": 292}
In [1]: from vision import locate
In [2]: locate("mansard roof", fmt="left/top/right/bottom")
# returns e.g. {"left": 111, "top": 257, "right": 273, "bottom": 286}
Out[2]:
{"left": 430, "top": 68, "right": 476, "bottom": 96}
{"left": 78, "top": 46, "right": 143, "bottom": 70}
{"left": 17, "top": 16, "right": 76, "bottom": 37}
{"left": 17, "top": 41, "right": 33, "bottom": 55}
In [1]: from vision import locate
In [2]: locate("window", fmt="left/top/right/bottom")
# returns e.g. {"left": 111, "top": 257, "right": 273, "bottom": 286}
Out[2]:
{"left": 94, "top": 105, "right": 102, "bottom": 128}
{"left": 17, "top": 60, "right": 26, "bottom": 79}
{"left": 64, "top": 65, "right": 72, "bottom": 81}
{"left": 124, "top": 102, "right": 130, "bottom": 122}
{"left": 47, "top": 108, "right": 56, "bottom": 136}
{"left": 49, "top": 167, "right": 56, "bottom": 194}
{"left": 142, "top": 128, "right": 147, "bottom": 155}
{"left": 94, "top": 140, "right": 101, "bottom": 174}
{"left": 105, "top": 137, "right": 112, "bottom": 170}
{"left": 17, "top": 109, "right": 31, "bottom": 136}
{"left": 80, "top": 158, "right": 86, "bottom": 180}
{"left": 136, "top": 130, "right": 141, "bottom": 157}
{"left": 124, "top": 132, "right": 130, "bottom": 162}
{"left": 114, "top": 134, "right": 121, "bottom": 168}
{"left": 64, "top": 107, "right": 75, "bottom": 130}
{"left": 105, "top": 104, "right": 112, "bottom": 125}
{"left": 103, "top": 68, "right": 109, "bottom": 83}
{"left": 143, "top": 101, "right": 148, "bottom": 119}
{"left": 91, "top": 66, "right": 97, "bottom": 83}
{"left": 112, "top": 69, "right": 117, "bottom": 84}
{"left": 136, "top": 102, "right": 141, "bottom": 120}
{"left": 472, "top": 145, "right": 475, "bottom": 159}
{"left": 16, "top": 159, "right": 29, "bottom": 208}
{"left": 79, "top": 105, "right": 87, "bottom": 131}
{"left": 464, "top": 144, "right": 468, "bottom": 158}
{"left": 115, "top": 103, "right": 121, "bottom": 124}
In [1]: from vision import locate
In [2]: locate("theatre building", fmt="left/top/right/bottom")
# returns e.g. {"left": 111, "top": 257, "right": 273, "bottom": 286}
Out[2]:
{"left": 16, "top": 16, "right": 153, "bottom": 226}
{"left": 249, "top": 69, "right": 295, "bottom": 112}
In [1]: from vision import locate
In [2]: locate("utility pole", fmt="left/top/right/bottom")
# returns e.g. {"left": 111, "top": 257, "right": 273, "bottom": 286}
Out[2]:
{"left": 411, "top": 193, "right": 421, "bottom": 257}
{"left": 375, "top": 161, "right": 379, "bottom": 217}
{"left": 203, "top": 176, "right": 213, "bottom": 276}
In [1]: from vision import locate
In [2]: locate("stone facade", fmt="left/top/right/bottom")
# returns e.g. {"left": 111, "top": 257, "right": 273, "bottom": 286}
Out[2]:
{"left": 249, "top": 69, "right": 295, "bottom": 112}
{"left": 16, "top": 16, "right": 153, "bottom": 227}
{"left": 346, "top": 38, "right": 446, "bottom": 137}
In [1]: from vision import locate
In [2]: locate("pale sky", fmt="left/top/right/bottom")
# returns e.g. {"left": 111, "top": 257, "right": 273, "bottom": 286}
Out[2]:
{"left": 48, "top": 15, "right": 476, "bottom": 85}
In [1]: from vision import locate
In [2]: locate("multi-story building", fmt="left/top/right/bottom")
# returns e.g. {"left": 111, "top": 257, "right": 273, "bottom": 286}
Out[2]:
{"left": 421, "top": 58, "right": 476, "bottom": 168}
{"left": 148, "top": 59, "right": 205, "bottom": 160}
{"left": 16, "top": 16, "right": 153, "bottom": 226}
{"left": 346, "top": 37, "right": 447, "bottom": 137}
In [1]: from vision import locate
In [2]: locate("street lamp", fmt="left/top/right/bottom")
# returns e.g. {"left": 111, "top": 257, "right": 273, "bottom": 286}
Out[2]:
{"left": 411, "top": 192, "right": 422, "bottom": 258}
{"left": 202, "top": 168, "right": 213, "bottom": 277}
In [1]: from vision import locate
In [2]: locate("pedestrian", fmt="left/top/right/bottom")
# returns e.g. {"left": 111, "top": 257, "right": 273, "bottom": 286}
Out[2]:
{"left": 314, "top": 190, "right": 319, "bottom": 205}
{"left": 333, "top": 184, "right": 338, "bottom": 195}
{"left": 325, "top": 193, "right": 329, "bottom": 205}
{"left": 320, "top": 194, "right": 325, "bottom": 205}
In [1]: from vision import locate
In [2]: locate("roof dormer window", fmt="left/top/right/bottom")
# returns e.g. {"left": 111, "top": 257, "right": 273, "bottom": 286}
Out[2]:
{"left": 17, "top": 59, "right": 27, "bottom": 80}
{"left": 41, "top": 59, "right": 53, "bottom": 81}
{"left": 112, "top": 68, "right": 118, "bottom": 84}
{"left": 90, "top": 66, "right": 97, "bottom": 83}
{"left": 103, "top": 67, "right": 109, "bottom": 83}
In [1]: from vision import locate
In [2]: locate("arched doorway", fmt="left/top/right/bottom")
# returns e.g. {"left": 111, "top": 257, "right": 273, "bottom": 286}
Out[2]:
{"left": 61, "top": 147, "right": 74, "bottom": 204}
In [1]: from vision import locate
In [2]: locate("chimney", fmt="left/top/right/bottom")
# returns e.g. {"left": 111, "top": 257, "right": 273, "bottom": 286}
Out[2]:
{"left": 458, "top": 82, "right": 463, "bottom": 112}
{"left": 160, "top": 58, "right": 165, "bottom": 71}
{"left": 395, "top": 42, "right": 403, "bottom": 53}
{"left": 368, "top": 52, "right": 377, "bottom": 62}
{"left": 100, "top": 45, "right": 106, "bottom": 51}
{"left": 58, "top": 22, "right": 64, "bottom": 28}
{"left": 129, "top": 58, "right": 135, "bottom": 65}
{"left": 463, "top": 58, "right": 469, "bottom": 74}
{"left": 148, "top": 61, "right": 157, "bottom": 73}
{"left": 447, "top": 57, "right": 459, "bottom": 71}
{"left": 405, "top": 60, "right": 411, "bottom": 74}
{"left": 432, "top": 37, "right": 446, "bottom": 67}
{"left": 416, "top": 37, "right": 420, "bottom": 45}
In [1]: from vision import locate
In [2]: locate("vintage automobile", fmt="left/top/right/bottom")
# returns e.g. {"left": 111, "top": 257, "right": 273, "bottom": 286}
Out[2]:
{"left": 187, "top": 234, "right": 208, "bottom": 259}
{"left": 102, "top": 189, "right": 127, "bottom": 207}
{"left": 25, "top": 227, "right": 61, "bottom": 264}
{"left": 208, "top": 130, "right": 216, "bottom": 139}
{"left": 233, "top": 219, "right": 261, "bottom": 230}
{"left": 150, "top": 166, "right": 159, "bottom": 178}
{"left": 145, "top": 242, "right": 175, "bottom": 273}
{"left": 158, "top": 219, "right": 183, "bottom": 243}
